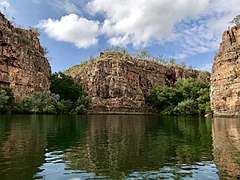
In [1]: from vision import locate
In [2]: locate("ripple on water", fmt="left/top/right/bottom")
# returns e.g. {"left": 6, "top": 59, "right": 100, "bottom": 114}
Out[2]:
{"left": 34, "top": 149, "right": 219, "bottom": 180}
{"left": 127, "top": 161, "right": 219, "bottom": 180}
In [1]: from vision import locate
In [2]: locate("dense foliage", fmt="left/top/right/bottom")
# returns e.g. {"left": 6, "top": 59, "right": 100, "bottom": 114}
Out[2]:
{"left": 148, "top": 78, "right": 210, "bottom": 116}
{"left": 13, "top": 91, "right": 64, "bottom": 114}
{"left": 0, "top": 73, "right": 89, "bottom": 114}
{"left": 50, "top": 72, "right": 89, "bottom": 113}
{"left": 50, "top": 72, "right": 86, "bottom": 102}
{"left": 0, "top": 87, "right": 14, "bottom": 113}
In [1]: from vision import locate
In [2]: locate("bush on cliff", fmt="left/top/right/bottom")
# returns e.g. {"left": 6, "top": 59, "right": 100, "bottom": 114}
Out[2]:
{"left": 148, "top": 78, "right": 210, "bottom": 116}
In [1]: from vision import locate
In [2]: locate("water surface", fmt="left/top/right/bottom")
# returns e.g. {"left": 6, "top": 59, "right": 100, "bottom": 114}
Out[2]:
{"left": 0, "top": 115, "right": 237, "bottom": 179}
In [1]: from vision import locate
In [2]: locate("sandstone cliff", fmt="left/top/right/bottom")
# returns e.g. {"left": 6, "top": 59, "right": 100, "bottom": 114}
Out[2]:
{"left": 211, "top": 25, "right": 240, "bottom": 117}
{"left": 0, "top": 13, "right": 51, "bottom": 99}
{"left": 65, "top": 52, "right": 210, "bottom": 113}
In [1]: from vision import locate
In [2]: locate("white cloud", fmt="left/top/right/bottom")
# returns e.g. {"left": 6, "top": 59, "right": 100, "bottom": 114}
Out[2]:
{"left": 38, "top": 14, "right": 100, "bottom": 48}
{"left": 197, "top": 63, "right": 213, "bottom": 72}
{"left": 0, "top": 0, "right": 9, "bottom": 7}
{"left": 87, "top": 0, "right": 209, "bottom": 48}
{"left": 0, "top": 0, "right": 10, "bottom": 14}
{"left": 174, "top": 53, "right": 188, "bottom": 60}
{"left": 38, "top": 0, "right": 240, "bottom": 53}
{"left": 170, "top": 0, "right": 240, "bottom": 58}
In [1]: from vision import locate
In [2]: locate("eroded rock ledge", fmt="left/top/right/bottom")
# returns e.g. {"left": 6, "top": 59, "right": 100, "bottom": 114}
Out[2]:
{"left": 65, "top": 52, "right": 210, "bottom": 113}
{"left": 0, "top": 12, "right": 51, "bottom": 99}
{"left": 211, "top": 25, "right": 240, "bottom": 117}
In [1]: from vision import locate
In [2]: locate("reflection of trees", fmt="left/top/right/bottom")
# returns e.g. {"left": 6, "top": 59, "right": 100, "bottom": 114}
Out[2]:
{"left": 212, "top": 118, "right": 240, "bottom": 179}
{"left": 65, "top": 115, "right": 150, "bottom": 178}
{"left": 0, "top": 115, "right": 87, "bottom": 179}
{"left": 0, "top": 115, "right": 214, "bottom": 179}
{"left": 65, "top": 116, "right": 213, "bottom": 179}
{"left": 0, "top": 115, "right": 47, "bottom": 179}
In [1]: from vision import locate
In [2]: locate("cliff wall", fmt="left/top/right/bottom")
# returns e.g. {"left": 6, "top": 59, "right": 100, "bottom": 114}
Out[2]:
{"left": 0, "top": 13, "right": 51, "bottom": 99}
{"left": 211, "top": 26, "right": 240, "bottom": 117}
{"left": 65, "top": 52, "right": 210, "bottom": 113}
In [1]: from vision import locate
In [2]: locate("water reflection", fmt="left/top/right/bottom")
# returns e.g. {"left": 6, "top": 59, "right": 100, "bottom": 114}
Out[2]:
{"left": 212, "top": 118, "right": 240, "bottom": 179}
{"left": 0, "top": 115, "right": 219, "bottom": 179}
{"left": 63, "top": 115, "right": 214, "bottom": 179}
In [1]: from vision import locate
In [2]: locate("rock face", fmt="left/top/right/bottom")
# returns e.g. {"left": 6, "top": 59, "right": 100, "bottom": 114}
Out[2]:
{"left": 211, "top": 26, "right": 240, "bottom": 117}
{"left": 0, "top": 13, "right": 51, "bottom": 99}
{"left": 65, "top": 52, "right": 210, "bottom": 113}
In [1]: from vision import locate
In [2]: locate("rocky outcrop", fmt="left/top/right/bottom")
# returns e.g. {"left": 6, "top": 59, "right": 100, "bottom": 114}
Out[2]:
{"left": 65, "top": 52, "right": 210, "bottom": 113}
{"left": 211, "top": 26, "right": 240, "bottom": 117}
{"left": 0, "top": 13, "right": 51, "bottom": 99}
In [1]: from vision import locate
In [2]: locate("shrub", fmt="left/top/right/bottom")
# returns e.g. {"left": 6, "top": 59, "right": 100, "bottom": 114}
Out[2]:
{"left": 14, "top": 91, "right": 64, "bottom": 114}
{"left": 0, "top": 87, "right": 14, "bottom": 113}
{"left": 50, "top": 72, "right": 86, "bottom": 103}
{"left": 148, "top": 78, "right": 210, "bottom": 116}
{"left": 173, "top": 99, "right": 198, "bottom": 116}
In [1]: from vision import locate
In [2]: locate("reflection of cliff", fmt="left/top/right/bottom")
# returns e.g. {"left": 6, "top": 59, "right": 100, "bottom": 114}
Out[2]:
{"left": 65, "top": 115, "right": 151, "bottom": 178}
{"left": 0, "top": 115, "right": 47, "bottom": 179}
{"left": 64, "top": 116, "right": 213, "bottom": 178}
{"left": 212, "top": 118, "right": 240, "bottom": 179}
{"left": 0, "top": 115, "right": 87, "bottom": 179}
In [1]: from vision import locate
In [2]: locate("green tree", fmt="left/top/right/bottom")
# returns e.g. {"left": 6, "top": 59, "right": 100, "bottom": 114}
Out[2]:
{"left": 14, "top": 91, "right": 64, "bottom": 114}
{"left": 0, "top": 87, "right": 14, "bottom": 113}
{"left": 168, "top": 58, "right": 176, "bottom": 67}
{"left": 173, "top": 99, "right": 198, "bottom": 116}
{"left": 175, "top": 78, "right": 209, "bottom": 100}
{"left": 148, "top": 78, "right": 210, "bottom": 116}
{"left": 50, "top": 72, "right": 89, "bottom": 113}
{"left": 147, "top": 86, "right": 183, "bottom": 115}
{"left": 50, "top": 72, "right": 86, "bottom": 102}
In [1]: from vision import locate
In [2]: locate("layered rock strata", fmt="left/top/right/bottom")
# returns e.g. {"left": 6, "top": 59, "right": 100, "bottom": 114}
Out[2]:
{"left": 66, "top": 52, "right": 210, "bottom": 113}
{"left": 211, "top": 26, "right": 240, "bottom": 117}
{"left": 0, "top": 13, "right": 51, "bottom": 99}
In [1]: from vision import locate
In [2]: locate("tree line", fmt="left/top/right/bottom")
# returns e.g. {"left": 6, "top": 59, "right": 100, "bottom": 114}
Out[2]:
{"left": 147, "top": 78, "right": 210, "bottom": 116}
{"left": 0, "top": 73, "right": 89, "bottom": 114}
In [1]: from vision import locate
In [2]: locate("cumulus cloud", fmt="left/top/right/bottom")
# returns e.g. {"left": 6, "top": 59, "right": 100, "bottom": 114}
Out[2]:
{"left": 0, "top": 0, "right": 10, "bottom": 13}
{"left": 39, "top": 0, "right": 240, "bottom": 52}
{"left": 38, "top": 14, "right": 100, "bottom": 48}
{"left": 87, "top": 0, "right": 209, "bottom": 47}
{"left": 171, "top": 0, "right": 240, "bottom": 58}
{"left": 0, "top": 0, "right": 9, "bottom": 7}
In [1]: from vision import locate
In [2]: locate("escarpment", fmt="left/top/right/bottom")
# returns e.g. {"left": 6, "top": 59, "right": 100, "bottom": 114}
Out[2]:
{"left": 211, "top": 25, "right": 240, "bottom": 117}
{"left": 0, "top": 13, "right": 51, "bottom": 99}
{"left": 65, "top": 52, "right": 210, "bottom": 113}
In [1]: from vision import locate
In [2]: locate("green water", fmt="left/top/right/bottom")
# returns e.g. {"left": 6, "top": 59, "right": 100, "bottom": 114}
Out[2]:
{"left": 0, "top": 115, "right": 239, "bottom": 179}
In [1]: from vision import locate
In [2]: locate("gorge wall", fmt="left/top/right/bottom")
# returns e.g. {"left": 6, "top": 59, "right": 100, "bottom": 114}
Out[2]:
{"left": 65, "top": 52, "right": 210, "bottom": 113}
{"left": 0, "top": 13, "right": 51, "bottom": 99}
{"left": 211, "top": 25, "right": 240, "bottom": 117}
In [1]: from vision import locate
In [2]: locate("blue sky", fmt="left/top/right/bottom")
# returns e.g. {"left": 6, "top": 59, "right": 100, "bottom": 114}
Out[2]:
{"left": 1, "top": 0, "right": 239, "bottom": 72}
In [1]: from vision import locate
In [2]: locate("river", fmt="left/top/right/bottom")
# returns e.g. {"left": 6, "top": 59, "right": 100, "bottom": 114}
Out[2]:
{"left": 0, "top": 115, "right": 239, "bottom": 179}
